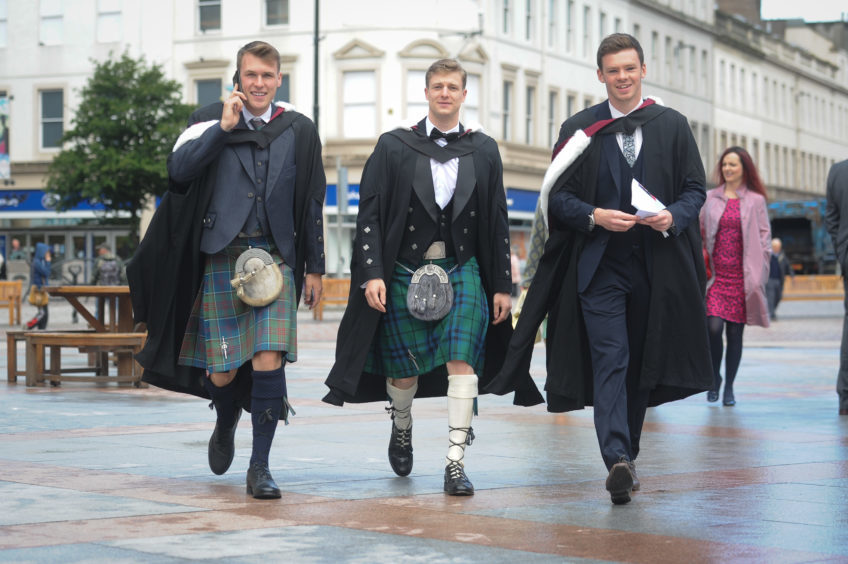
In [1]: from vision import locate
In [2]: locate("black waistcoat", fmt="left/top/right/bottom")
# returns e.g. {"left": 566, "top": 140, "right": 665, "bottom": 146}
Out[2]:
{"left": 605, "top": 140, "right": 648, "bottom": 262}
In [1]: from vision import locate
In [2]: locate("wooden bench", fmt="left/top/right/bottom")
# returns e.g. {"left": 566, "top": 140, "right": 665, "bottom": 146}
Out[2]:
{"left": 24, "top": 332, "right": 147, "bottom": 387}
{"left": 313, "top": 277, "right": 351, "bottom": 321}
{"left": 781, "top": 275, "right": 844, "bottom": 301}
{"left": 7, "top": 329, "right": 98, "bottom": 383}
{"left": 0, "top": 280, "right": 22, "bottom": 325}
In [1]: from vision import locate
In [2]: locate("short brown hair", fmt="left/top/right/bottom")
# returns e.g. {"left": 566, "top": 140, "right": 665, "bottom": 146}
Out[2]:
{"left": 596, "top": 33, "right": 644, "bottom": 70}
{"left": 425, "top": 59, "right": 467, "bottom": 89}
{"left": 237, "top": 41, "right": 281, "bottom": 72}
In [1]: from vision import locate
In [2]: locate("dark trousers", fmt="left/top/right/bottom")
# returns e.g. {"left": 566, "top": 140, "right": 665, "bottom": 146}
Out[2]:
{"left": 579, "top": 252, "right": 652, "bottom": 469}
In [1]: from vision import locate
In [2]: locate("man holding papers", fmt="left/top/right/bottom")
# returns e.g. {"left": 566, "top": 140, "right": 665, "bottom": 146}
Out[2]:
{"left": 488, "top": 33, "right": 712, "bottom": 504}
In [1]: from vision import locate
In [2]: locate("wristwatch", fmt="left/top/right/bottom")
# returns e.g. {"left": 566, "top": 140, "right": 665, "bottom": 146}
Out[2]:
{"left": 588, "top": 208, "right": 596, "bottom": 231}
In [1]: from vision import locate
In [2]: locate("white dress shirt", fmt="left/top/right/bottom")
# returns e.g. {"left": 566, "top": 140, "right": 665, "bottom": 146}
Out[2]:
{"left": 425, "top": 117, "right": 460, "bottom": 210}
{"left": 609, "top": 100, "right": 643, "bottom": 159}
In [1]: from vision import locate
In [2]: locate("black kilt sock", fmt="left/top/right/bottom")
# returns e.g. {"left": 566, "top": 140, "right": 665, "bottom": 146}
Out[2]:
{"left": 250, "top": 366, "right": 286, "bottom": 466}
{"left": 202, "top": 375, "right": 240, "bottom": 427}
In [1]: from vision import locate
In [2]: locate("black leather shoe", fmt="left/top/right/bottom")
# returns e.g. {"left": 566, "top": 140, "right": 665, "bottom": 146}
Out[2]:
{"left": 246, "top": 462, "right": 281, "bottom": 499}
{"left": 388, "top": 423, "right": 413, "bottom": 477}
{"left": 707, "top": 390, "right": 719, "bottom": 402}
{"left": 628, "top": 460, "right": 640, "bottom": 492}
{"left": 723, "top": 390, "right": 736, "bottom": 406}
{"left": 444, "top": 461, "right": 474, "bottom": 496}
{"left": 208, "top": 409, "right": 241, "bottom": 475}
{"left": 606, "top": 460, "right": 634, "bottom": 505}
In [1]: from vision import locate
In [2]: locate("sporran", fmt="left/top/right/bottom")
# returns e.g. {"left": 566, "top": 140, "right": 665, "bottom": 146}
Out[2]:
{"left": 405, "top": 263, "right": 454, "bottom": 321}
{"left": 229, "top": 248, "right": 283, "bottom": 307}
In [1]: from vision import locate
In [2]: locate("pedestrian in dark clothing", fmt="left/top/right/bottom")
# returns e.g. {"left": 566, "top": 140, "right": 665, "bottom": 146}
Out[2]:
{"left": 26, "top": 243, "right": 51, "bottom": 330}
{"left": 825, "top": 158, "right": 848, "bottom": 416}
{"left": 766, "top": 237, "right": 792, "bottom": 321}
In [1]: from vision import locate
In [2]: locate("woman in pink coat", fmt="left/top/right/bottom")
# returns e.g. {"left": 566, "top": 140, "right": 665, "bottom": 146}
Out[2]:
{"left": 700, "top": 147, "right": 771, "bottom": 406}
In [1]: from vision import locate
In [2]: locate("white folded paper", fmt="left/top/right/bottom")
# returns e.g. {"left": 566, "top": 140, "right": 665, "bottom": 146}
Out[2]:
{"left": 631, "top": 179, "right": 669, "bottom": 238}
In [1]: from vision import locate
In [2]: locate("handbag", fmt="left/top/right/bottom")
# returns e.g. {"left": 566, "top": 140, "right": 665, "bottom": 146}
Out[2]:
{"left": 702, "top": 247, "right": 712, "bottom": 279}
{"left": 28, "top": 286, "right": 49, "bottom": 307}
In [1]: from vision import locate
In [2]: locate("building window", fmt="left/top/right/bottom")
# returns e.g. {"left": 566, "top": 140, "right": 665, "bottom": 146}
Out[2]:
{"left": 40, "top": 0, "right": 63, "bottom": 46}
{"left": 40, "top": 89, "right": 64, "bottom": 150}
{"left": 97, "top": 0, "right": 121, "bottom": 43}
{"left": 406, "top": 70, "right": 428, "bottom": 120}
{"left": 547, "top": 0, "right": 557, "bottom": 47}
{"left": 464, "top": 73, "right": 480, "bottom": 124}
{"left": 343, "top": 70, "right": 376, "bottom": 138}
{"left": 566, "top": 93, "right": 575, "bottom": 119}
{"left": 196, "top": 79, "right": 222, "bottom": 106}
{"left": 599, "top": 11, "right": 606, "bottom": 40}
{"left": 664, "top": 36, "right": 672, "bottom": 83}
{"left": 0, "top": 0, "right": 7, "bottom": 48}
{"left": 584, "top": 96, "right": 592, "bottom": 109}
{"left": 502, "top": 80, "right": 513, "bottom": 141}
{"left": 632, "top": 23, "right": 640, "bottom": 43}
{"left": 701, "top": 50, "right": 709, "bottom": 95}
{"left": 266, "top": 0, "right": 289, "bottom": 26}
{"left": 547, "top": 90, "right": 558, "bottom": 148}
{"left": 582, "top": 6, "right": 591, "bottom": 58}
{"left": 525, "top": 0, "right": 533, "bottom": 41}
{"left": 565, "top": 0, "right": 574, "bottom": 52}
{"left": 503, "top": 0, "right": 510, "bottom": 34}
{"left": 651, "top": 32, "right": 659, "bottom": 74}
{"left": 614, "top": 17, "right": 621, "bottom": 33}
{"left": 276, "top": 73, "right": 290, "bottom": 103}
{"left": 198, "top": 0, "right": 220, "bottom": 32}
{"left": 525, "top": 85, "right": 536, "bottom": 145}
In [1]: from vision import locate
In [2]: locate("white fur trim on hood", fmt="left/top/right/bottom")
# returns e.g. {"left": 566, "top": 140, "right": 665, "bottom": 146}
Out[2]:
{"left": 172, "top": 120, "right": 219, "bottom": 152}
{"left": 539, "top": 96, "right": 663, "bottom": 227}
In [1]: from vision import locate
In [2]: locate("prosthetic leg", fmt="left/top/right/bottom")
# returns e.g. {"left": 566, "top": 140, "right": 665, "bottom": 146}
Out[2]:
{"left": 386, "top": 379, "right": 417, "bottom": 476}
{"left": 444, "top": 373, "right": 477, "bottom": 496}
{"left": 246, "top": 366, "right": 289, "bottom": 499}
{"left": 203, "top": 376, "right": 242, "bottom": 475}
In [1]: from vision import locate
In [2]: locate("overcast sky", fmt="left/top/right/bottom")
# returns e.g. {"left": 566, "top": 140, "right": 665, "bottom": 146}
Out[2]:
{"left": 760, "top": 0, "right": 846, "bottom": 22}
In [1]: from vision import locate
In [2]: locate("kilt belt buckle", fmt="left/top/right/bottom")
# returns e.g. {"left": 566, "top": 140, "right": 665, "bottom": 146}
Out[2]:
{"left": 230, "top": 248, "right": 283, "bottom": 307}
{"left": 422, "top": 241, "right": 446, "bottom": 260}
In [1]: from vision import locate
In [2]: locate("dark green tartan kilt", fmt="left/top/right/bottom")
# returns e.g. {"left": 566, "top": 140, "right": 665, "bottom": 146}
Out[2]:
{"left": 178, "top": 237, "right": 297, "bottom": 374}
{"left": 365, "top": 256, "right": 489, "bottom": 379}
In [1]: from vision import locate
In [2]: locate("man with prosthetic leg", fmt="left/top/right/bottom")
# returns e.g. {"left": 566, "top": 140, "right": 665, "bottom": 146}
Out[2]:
{"left": 325, "top": 59, "right": 537, "bottom": 495}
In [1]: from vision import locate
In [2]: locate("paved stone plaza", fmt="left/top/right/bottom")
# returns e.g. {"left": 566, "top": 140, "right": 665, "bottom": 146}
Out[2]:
{"left": 1, "top": 297, "right": 846, "bottom": 563}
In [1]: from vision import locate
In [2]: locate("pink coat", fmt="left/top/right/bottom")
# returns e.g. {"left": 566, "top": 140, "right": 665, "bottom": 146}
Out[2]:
{"left": 700, "top": 185, "right": 772, "bottom": 327}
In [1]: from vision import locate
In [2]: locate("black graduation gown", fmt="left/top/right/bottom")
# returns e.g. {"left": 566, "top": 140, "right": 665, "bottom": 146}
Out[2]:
{"left": 127, "top": 103, "right": 326, "bottom": 408}
{"left": 323, "top": 124, "right": 543, "bottom": 407}
{"left": 487, "top": 101, "right": 713, "bottom": 411}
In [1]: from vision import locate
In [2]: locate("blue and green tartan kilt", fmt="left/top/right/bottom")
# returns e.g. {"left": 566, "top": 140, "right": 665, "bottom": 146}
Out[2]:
{"left": 178, "top": 237, "right": 297, "bottom": 374}
{"left": 365, "top": 256, "right": 489, "bottom": 379}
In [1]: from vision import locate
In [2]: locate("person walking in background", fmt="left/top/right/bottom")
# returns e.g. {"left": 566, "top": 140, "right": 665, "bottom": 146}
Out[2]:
{"left": 700, "top": 147, "right": 771, "bottom": 406}
{"left": 26, "top": 243, "right": 52, "bottom": 330}
{"left": 91, "top": 243, "right": 126, "bottom": 286}
{"left": 825, "top": 158, "right": 848, "bottom": 416}
{"left": 766, "top": 237, "right": 792, "bottom": 321}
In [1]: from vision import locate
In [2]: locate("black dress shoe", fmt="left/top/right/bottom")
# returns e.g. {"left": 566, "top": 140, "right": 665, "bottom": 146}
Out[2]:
{"left": 605, "top": 460, "right": 634, "bottom": 505}
{"left": 707, "top": 390, "right": 719, "bottom": 402}
{"left": 388, "top": 423, "right": 413, "bottom": 477}
{"left": 444, "top": 461, "right": 474, "bottom": 496}
{"left": 246, "top": 462, "right": 281, "bottom": 499}
{"left": 208, "top": 409, "right": 241, "bottom": 475}
{"left": 723, "top": 391, "right": 736, "bottom": 406}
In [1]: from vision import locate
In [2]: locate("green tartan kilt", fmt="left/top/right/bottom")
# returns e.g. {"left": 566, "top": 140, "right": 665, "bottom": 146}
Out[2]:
{"left": 365, "top": 256, "right": 489, "bottom": 379}
{"left": 178, "top": 237, "right": 297, "bottom": 373}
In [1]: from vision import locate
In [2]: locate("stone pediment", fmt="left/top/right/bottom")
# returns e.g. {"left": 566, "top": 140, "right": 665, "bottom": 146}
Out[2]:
{"left": 398, "top": 39, "right": 450, "bottom": 59}
{"left": 333, "top": 38, "right": 385, "bottom": 60}
{"left": 458, "top": 43, "right": 488, "bottom": 64}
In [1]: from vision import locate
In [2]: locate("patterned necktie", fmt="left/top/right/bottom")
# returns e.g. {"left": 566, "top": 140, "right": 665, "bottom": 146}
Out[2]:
{"left": 622, "top": 133, "right": 636, "bottom": 167}
{"left": 250, "top": 117, "right": 265, "bottom": 131}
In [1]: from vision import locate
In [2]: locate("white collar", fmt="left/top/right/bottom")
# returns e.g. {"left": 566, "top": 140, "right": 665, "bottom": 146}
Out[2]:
{"left": 242, "top": 104, "right": 274, "bottom": 128}
{"left": 608, "top": 99, "right": 644, "bottom": 119}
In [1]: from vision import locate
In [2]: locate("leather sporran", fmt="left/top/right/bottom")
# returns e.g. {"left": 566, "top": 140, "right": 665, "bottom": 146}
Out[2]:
{"left": 406, "top": 263, "right": 453, "bottom": 321}
{"left": 28, "top": 286, "right": 49, "bottom": 307}
{"left": 229, "top": 248, "right": 283, "bottom": 307}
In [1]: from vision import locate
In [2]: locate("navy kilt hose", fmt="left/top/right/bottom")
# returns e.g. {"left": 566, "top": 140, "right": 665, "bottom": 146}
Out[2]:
{"left": 365, "top": 256, "right": 489, "bottom": 379}
{"left": 179, "top": 236, "right": 297, "bottom": 374}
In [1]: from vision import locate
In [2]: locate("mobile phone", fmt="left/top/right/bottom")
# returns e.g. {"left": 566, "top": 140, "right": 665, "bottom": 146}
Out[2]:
{"left": 232, "top": 70, "right": 241, "bottom": 91}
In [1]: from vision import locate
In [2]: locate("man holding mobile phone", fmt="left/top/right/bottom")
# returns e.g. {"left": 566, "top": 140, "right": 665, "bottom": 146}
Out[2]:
{"left": 129, "top": 41, "right": 326, "bottom": 499}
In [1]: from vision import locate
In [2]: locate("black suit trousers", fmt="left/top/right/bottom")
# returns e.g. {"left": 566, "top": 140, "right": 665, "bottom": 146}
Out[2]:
{"left": 579, "top": 248, "right": 652, "bottom": 469}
